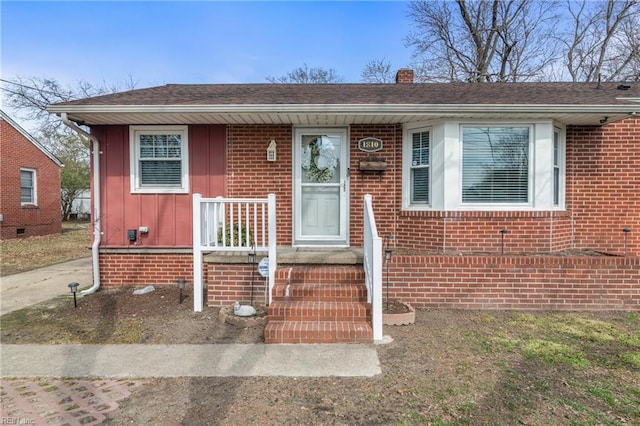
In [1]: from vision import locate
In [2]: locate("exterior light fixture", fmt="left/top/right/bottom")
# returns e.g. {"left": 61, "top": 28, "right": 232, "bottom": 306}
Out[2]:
{"left": 623, "top": 228, "right": 631, "bottom": 257}
{"left": 267, "top": 140, "right": 277, "bottom": 162}
{"left": 68, "top": 282, "right": 79, "bottom": 308}
{"left": 177, "top": 278, "right": 186, "bottom": 304}
{"left": 500, "top": 228, "right": 509, "bottom": 254}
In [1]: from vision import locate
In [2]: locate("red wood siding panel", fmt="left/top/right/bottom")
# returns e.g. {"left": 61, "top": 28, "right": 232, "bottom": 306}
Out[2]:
{"left": 0, "top": 120, "right": 62, "bottom": 239}
{"left": 92, "top": 124, "right": 225, "bottom": 248}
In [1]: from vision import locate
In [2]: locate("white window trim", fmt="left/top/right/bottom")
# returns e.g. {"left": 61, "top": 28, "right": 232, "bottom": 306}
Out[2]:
{"left": 402, "top": 124, "right": 432, "bottom": 208}
{"left": 402, "top": 120, "right": 566, "bottom": 211}
{"left": 20, "top": 167, "right": 37, "bottom": 206}
{"left": 129, "top": 125, "right": 189, "bottom": 194}
{"left": 552, "top": 125, "right": 566, "bottom": 209}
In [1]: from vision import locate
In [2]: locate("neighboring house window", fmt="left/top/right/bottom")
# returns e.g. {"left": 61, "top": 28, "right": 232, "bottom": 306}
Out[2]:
{"left": 462, "top": 126, "right": 530, "bottom": 204}
{"left": 410, "top": 130, "right": 430, "bottom": 204}
{"left": 130, "top": 126, "right": 189, "bottom": 194}
{"left": 20, "top": 168, "right": 37, "bottom": 205}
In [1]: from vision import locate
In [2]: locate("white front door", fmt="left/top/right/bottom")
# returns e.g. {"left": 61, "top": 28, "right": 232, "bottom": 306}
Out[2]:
{"left": 294, "top": 128, "right": 349, "bottom": 246}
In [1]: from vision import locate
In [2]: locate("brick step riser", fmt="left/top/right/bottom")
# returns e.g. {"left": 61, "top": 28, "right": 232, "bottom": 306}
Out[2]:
{"left": 264, "top": 321, "right": 373, "bottom": 344}
{"left": 275, "top": 270, "right": 365, "bottom": 286}
{"left": 268, "top": 302, "right": 371, "bottom": 322}
{"left": 272, "top": 286, "right": 368, "bottom": 302}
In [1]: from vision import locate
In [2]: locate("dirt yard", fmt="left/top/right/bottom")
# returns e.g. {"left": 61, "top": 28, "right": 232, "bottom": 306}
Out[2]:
{"left": 2, "top": 285, "right": 639, "bottom": 425}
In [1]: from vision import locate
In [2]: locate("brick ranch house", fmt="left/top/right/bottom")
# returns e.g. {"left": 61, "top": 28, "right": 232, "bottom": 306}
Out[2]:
{"left": 48, "top": 70, "right": 639, "bottom": 343}
{"left": 1, "top": 110, "right": 62, "bottom": 240}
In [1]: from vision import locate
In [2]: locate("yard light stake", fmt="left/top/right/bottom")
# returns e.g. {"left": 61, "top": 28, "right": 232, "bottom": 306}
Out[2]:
{"left": 500, "top": 228, "right": 509, "bottom": 255}
{"left": 623, "top": 228, "right": 631, "bottom": 257}
{"left": 68, "top": 282, "right": 79, "bottom": 308}
{"left": 177, "top": 278, "right": 186, "bottom": 304}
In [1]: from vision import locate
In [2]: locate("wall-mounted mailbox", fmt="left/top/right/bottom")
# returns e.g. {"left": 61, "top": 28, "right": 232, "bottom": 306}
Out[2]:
{"left": 359, "top": 156, "right": 387, "bottom": 180}
{"left": 359, "top": 156, "right": 387, "bottom": 171}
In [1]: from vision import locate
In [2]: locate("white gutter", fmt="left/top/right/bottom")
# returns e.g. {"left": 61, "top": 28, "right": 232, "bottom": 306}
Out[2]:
{"left": 61, "top": 113, "right": 101, "bottom": 295}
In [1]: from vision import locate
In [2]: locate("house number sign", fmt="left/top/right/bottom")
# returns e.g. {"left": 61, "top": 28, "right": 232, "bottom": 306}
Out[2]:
{"left": 358, "top": 137, "right": 383, "bottom": 153}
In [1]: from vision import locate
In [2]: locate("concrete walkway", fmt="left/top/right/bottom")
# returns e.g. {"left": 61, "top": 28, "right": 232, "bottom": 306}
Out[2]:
{"left": 0, "top": 258, "right": 382, "bottom": 379}
{"left": 0, "top": 257, "right": 92, "bottom": 316}
{"left": 1, "top": 343, "right": 381, "bottom": 378}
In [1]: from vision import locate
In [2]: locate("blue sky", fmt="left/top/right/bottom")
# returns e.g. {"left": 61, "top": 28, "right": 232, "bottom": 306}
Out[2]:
{"left": 2, "top": 1, "right": 413, "bottom": 88}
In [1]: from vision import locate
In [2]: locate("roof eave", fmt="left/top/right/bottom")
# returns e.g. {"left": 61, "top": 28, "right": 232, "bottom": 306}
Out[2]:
{"left": 47, "top": 103, "right": 640, "bottom": 115}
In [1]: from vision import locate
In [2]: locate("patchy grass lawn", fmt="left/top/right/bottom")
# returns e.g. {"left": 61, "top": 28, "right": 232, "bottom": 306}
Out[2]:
{"left": 0, "top": 221, "right": 91, "bottom": 276}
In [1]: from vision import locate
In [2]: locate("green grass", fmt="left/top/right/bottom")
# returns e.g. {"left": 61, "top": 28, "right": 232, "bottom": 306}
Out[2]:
{"left": 0, "top": 222, "right": 91, "bottom": 276}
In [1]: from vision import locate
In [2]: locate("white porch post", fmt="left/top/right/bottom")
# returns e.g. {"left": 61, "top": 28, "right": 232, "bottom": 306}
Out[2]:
{"left": 267, "top": 193, "right": 277, "bottom": 304}
{"left": 192, "top": 193, "right": 203, "bottom": 312}
{"left": 371, "top": 228, "right": 383, "bottom": 342}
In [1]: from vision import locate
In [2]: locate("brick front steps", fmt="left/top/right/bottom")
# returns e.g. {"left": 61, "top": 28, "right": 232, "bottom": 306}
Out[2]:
{"left": 264, "top": 265, "right": 373, "bottom": 344}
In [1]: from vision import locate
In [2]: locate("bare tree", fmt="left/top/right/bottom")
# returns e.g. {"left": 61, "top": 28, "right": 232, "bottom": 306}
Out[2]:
{"left": 361, "top": 58, "right": 395, "bottom": 83}
{"left": 1, "top": 76, "right": 137, "bottom": 220}
{"left": 266, "top": 64, "right": 344, "bottom": 84}
{"left": 564, "top": 0, "right": 640, "bottom": 82}
{"left": 405, "top": 0, "right": 561, "bottom": 82}
{"left": 1, "top": 76, "right": 137, "bottom": 137}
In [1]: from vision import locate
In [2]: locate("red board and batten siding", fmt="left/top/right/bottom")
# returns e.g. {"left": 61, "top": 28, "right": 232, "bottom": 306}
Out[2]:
{"left": 91, "top": 125, "right": 226, "bottom": 248}
{"left": 91, "top": 124, "right": 225, "bottom": 286}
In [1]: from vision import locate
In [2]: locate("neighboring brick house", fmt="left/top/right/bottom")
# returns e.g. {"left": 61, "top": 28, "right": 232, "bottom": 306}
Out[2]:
{"left": 48, "top": 71, "right": 640, "bottom": 316}
{"left": 0, "top": 111, "right": 62, "bottom": 240}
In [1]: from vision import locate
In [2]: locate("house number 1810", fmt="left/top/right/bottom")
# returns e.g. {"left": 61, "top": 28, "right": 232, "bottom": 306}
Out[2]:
{"left": 358, "top": 137, "right": 383, "bottom": 152}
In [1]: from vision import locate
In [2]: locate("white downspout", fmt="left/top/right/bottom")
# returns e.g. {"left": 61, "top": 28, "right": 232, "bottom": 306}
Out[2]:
{"left": 61, "top": 113, "right": 101, "bottom": 295}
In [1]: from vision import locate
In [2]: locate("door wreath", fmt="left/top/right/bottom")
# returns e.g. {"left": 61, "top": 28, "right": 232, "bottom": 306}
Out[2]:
{"left": 302, "top": 135, "right": 338, "bottom": 183}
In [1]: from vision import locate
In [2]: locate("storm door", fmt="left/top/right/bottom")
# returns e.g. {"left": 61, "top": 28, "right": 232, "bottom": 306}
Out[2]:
{"left": 293, "top": 128, "right": 349, "bottom": 246}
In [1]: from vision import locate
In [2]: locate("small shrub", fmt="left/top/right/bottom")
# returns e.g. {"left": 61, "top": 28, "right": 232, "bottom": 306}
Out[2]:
{"left": 217, "top": 224, "right": 252, "bottom": 247}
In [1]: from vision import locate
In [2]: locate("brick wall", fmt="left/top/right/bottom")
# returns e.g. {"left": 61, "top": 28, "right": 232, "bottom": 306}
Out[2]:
{"left": 386, "top": 254, "right": 640, "bottom": 310}
{"left": 568, "top": 118, "right": 640, "bottom": 256}
{"left": 227, "top": 125, "right": 294, "bottom": 244}
{"left": 353, "top": 118, "right": 639, "bottom": 256}
{"left": 206, "top": 263, "right": 267, "bottom": 306}
{"left": 98, "top": 252, "right": 193, "bottom": 286}
{"left": 0, "top": 119, "right": 62, "bottom": 240}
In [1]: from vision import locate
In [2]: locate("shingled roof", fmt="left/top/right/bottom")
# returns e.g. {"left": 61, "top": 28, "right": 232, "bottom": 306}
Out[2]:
{"left": 48, "top": 81, "right": 640, "bottom": 126}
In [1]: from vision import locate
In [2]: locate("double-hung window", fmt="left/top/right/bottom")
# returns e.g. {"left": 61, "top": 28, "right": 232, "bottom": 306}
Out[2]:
{"left": 20, "top": 168, "right": 37, "bottom": 205}
{"left": 130, "top": 126, "right": 189, "bottom": 194}
{"left": 461, "top": 126, "right": 530, "bottom": 204}
{"left": 408, "top": 129, "right": 431, "bottom": 205}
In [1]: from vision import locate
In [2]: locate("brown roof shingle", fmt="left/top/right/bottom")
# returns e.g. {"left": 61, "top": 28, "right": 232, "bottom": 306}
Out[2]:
{"left": 53, "top": 82, "right": 640, "bottom": 107}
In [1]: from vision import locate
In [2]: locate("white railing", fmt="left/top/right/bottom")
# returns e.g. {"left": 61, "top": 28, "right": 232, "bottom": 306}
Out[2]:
{"left": 192, "top": 193, "right": 277, "bottom": 312}
{"left": 363, "top": 194, "right": 383, "bottom": 342}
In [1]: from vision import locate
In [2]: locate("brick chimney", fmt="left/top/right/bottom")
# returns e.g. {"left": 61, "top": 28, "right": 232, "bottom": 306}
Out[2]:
{"left": 395, "top": 68, "right": 414, "bottom": 84}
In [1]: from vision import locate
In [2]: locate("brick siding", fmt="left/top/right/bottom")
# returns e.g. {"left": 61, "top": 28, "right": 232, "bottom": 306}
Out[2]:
{"left": 385, "top": 254, "right": 639, "bottom": 310}
{"left": 98, "top": 252, "right": 193, "bottom": 286}
{"left": 0, "top": 119, "right": 61, "bottom": 239}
